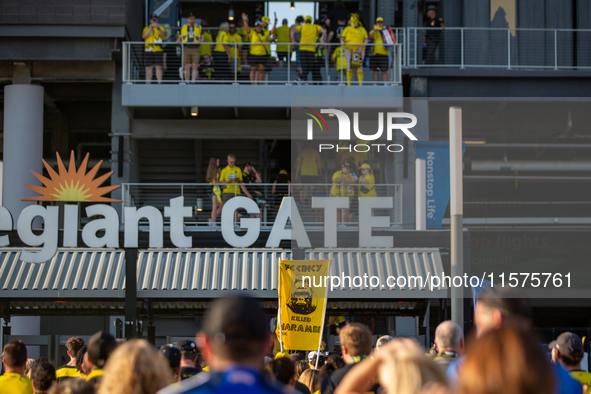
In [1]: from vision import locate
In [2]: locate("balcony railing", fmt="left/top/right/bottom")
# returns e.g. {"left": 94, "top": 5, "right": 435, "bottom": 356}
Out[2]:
{"left": 122, "top": 41, "right": 403, "bottom": 85}
{"left": 121, "top": 182, "right": 403, "bottom": 228}
{"left": 406, "top": 27, "right": 591, "bottom": 69}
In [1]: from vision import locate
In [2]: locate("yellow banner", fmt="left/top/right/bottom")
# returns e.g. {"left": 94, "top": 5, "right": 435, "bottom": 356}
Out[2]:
{"left": 277, "top": 259, "right": 330, "bottom": 351}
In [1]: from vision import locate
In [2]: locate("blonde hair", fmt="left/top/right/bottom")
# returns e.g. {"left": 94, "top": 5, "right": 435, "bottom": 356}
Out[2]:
{"left": 339, "top": 323, "right": 372, "bottom": 356}
{"left": 220, "top": 22, "right": 229, "bottom": 32}
{"left": 298, "top": 369, "right": 322, "bottom": 393}
{"left": 378, "top": 344, "right": 447, "bottom": 394}
{"left": 97, "top": 339, "right": 172, "bottom": 394}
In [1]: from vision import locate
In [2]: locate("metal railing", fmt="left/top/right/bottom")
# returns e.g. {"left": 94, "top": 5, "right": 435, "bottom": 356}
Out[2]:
{"left": 122, "top": 41, "right": 403, "bottom": 85}
{"left": 406, "top": 27, "right": 591, "bottom": 69}
{"left": 121, "top": 182, "right": 403, "bottom": 227}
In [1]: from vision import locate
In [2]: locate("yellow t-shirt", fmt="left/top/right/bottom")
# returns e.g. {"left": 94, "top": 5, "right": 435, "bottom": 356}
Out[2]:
{"left": 220, "top": 166, "right": 243, "bottom": 194}
{"left": 369, "top": 28, "right": 388, "bottom": 56}
{"left": 332, "top": 46, "right": 345, "bottom": 71}
{"left": 0, "top": 373, "right": 33, "bottom": 394}
{"left": 143, "top": 25, "right": 165, "bottom": 52}
{"left": 331, "top": 170, "right": 355, "bottom": 197}
{"left": 214, "top": 30, "right": 228, "bottom": 53}
{"left": 342, "top": 26, "right": 368, "bottom": 50}
{"left": 201, "top": 31, "right": 213, "bottom": 56}
{"left": 358, "top": 173, "right": 377, "bottom": 197}
{"left": 275, "top": 25, "right": 292, "bottom": 52}
{"left": 297, "top": 148, "right": 320, "bottom": 177}
{"left": 86, "top": 369, "right": 104, "bottom": 382}
{"left": 296, "top": 23, "right": 322, "bottom": 52}
{"left": 56, "top": 365, "right": 83, "bottom": 382}
{"left": 226, "top": 32, "right": 243, "bottom": 59}
{"left": 249, "top": 30, "right": 270, "bottom": 55}
{"left": 571, "top": 371, "right": 591, "bottom": 394}
{"left": 181, "top": 24, "right": 202, "bottom": 43}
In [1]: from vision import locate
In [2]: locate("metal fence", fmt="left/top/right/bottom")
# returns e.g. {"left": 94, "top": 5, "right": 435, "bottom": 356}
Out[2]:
{"left": 406, "top": 27, "right": 591, "bottom": 69}
{"left": 121, "top": 183, "right": 403, "bottom": 227}
{"left": 122, "top": 41, "right": 403, "bottom": 85}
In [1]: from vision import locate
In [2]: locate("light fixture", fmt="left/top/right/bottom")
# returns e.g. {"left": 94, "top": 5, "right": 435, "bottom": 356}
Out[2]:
{"left": 228, "top": 7, "right": 234, "bottom": 20}
{"left": 191, "top": 106, "right": 198, "bottom": 116}
{"left": 196, "top": 198, "right": 203, "bottom": 212}
{"left": 290, "top": 2, "right": 295, "bottom": 10}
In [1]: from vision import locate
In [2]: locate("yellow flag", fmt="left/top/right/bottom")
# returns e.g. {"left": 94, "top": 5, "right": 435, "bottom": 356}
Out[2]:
{"left": 277, "top": 259, "right": 330, "bottom": 351}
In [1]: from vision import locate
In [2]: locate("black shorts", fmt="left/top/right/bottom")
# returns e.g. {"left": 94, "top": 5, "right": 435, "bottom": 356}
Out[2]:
{"left": 277, "top": 52, "right": 289, "bottom": 61}
{"left": 145, "top": 51, "right": 164, "bottom": 66}
{"left": 249, "top": 54, "right": 268, "bottom": 67}
{"left": 370, "top": 54, "right": 389, "bottom": 71}
{"left": 300, "top": 176, "right": 317, "bottom": 184}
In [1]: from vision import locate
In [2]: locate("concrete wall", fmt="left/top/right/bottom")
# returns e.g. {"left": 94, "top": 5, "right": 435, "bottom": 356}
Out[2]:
{"left": 0, "top": 0, "right": 127, "bottom": 25}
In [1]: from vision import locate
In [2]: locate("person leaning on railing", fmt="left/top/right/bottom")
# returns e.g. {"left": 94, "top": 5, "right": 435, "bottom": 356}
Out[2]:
{"left": 242, "top": 13, "right": 274, "bottom": 84}
{"left": 176, "top": 12, "right": 203, "bottom": 83}
{"left": 368, "top": 17, "right": 389, "bottom": 84}
{"left": 142, "top": 13, "right": 166, "bottom": 84}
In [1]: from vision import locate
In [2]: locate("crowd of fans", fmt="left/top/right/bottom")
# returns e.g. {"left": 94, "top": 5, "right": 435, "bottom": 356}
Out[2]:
{"left": 2, "top": 288, "right": 591, "bottom": 394}
{"left": 141, "top": 1, "right": 399, "bottom": 85}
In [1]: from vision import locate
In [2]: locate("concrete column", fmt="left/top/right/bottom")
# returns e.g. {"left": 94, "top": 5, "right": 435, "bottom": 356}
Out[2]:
{"left": 3, "top": 84, "right": 44, "bottom": 219}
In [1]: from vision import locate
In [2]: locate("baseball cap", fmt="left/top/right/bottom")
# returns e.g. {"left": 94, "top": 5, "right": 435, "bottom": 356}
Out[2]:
{"left": 359, "top": 163, "right": 371, "bottom": 170}
{"left": 244, "top": 162, "right": 252, "bottom": 167}
{"left": 203, "top": 295, "right": 268, "bottom": 344}
{"left": 279, "top": 169, "right": 288, "bottom": 175}
{"left": 342, "top": 162, "right": 350, "bottom": 168}
{"left": 87, "top": 331, "right": 117, "bottom": 368}
{"left": 549, "top": 332, "right": 584, "bottom": 358}
{"left": 376, "top": 17, "right": 384, "bottom": 22}
{"left": 150, "top": 13, "right": 158, "bottom": 19}
{"left": 160, "top": 344, "right": 181, "bottom": 370}
{"left": 307, "top": 351, "right": 319, "bottom": 361}
{"left": 427, "top": 5, "right": 437, "bottom": 10}
{"left": 304, "top": 15, "right": 313, "bottom": 22}
{"left": 262, "top": 16, "right": 270, "bottom": 23}
{"left": 188, "top": 12, "right": 196, "bottom": 18}
{"left": 255, "top": 21, "right": 263, "bottom": 26}
{"left": 176, "top": 339, "right": 198, "bottom": 354}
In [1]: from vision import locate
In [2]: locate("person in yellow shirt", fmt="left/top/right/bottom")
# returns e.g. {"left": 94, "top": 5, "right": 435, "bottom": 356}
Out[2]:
{"left": 56, "top": 337, "right": 85, "bottom": 383}
{"left": 358, "top": 163, "right": 377, "bottom": 197}
{"left": 227, "top": 22, "right": 243, "bottom": 77}
{"left": 291, "top": 16, "right": 326, "bottom": 84}
{"left": 0, "top": 340, "right": 33, "bottom": 394}
{"left": 213, "top": 22, "right": 231, "bottom": 81}
{"left": 275, "top": 19, "right": 292, "bottom": 67}
{"left": 200, "top": 18, "right": 213, "bottom": 61}
{"left": 332, "top": 45, "right": 345, "bottom": 79}
{"left": 340, "top": 13, "right": 368, "bottom": 85}
{"left": 142, "top": 13, "right": 166, "bottom": 84}
{"left": 242, "top": 13, "right": 274, "bottom": 84}
{"left": 331, "top": 162, "right": 357, "bottom": 222}
{"left": 368, "top": 17, "right": 389, "bottom": 84}
{"left": 261, "top": 15, "right": 277, "bottom": 61}
{"left": 220, "top": 153, "right": 253, "bottom": 203}
{"left": 295, "top": 144, "right": 322, "bottom": 205}
{"left": 175, "top": 13, "right": 203, "bottom": 83}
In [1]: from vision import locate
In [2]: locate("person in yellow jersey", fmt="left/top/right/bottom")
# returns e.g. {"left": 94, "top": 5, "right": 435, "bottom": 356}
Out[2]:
{"left": 331, "top": 162, "right": 357, "bottom": 222}
{"left": 331, "top": 44, "right": 345, "bottom": 80}
{"left": 200, "top": 18, "right": 213, "bottom": 59}
{"left": 368, "top": 17, "right": 390, "bottom": 84}
{"left": 0, "top": 340, "right": 33, "bottom": 394}
{"left": 56, "top": 336, "right": 85, "bottom": 383}
{"left": 340, "top": 13, "right": 368, "bottom": 85}
{"left": 176, "top": 12, "right": 203, "bottom": 83}
{"left": 291, "top": 16, "right": 326, "bottom": 84}
{"left": 220, "top": 153, "right": 253, "bottom": 208}
{"left": 85, "top": 331, "right": 118, "bottom": 390}
{"left": 142, "top": 13, "right": 166, "bottom": 84}
{"left": 550, "top": 332, "right": 591, "bottom": 394}
{"left": 226, "top": 22, "right": 243, "bottom": 78}
{"left": 357, "top": 163, "right": 377, "bottom": 197}
{"left": 242, "top": 13, "right": 274, "bottom": 84}
{"left": 213, "top": 22, "right": 231, "bottom": 81}
{"left": 275, "top": 19, "right": 292, "bottom": 67}
{"left": 295, "top": 142, "right": 322, "bottom": 206}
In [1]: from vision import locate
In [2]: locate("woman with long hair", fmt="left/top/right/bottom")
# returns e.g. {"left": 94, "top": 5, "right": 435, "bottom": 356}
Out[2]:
{"left": 294, "top": 359, "right": 310, "bottom": 381}
{"left": 205, "top": 157, "right": 223, "bottom": 225}
{"left": 97, "top": 339, "right": 171, "bottom": 394}
{"left": 299, "top": 369, "right": 323, "bottom": 394}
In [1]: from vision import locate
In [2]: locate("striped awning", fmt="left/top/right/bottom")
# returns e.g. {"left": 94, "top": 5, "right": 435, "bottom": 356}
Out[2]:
{"left": 0, "top": 248, "right": 126, "bottom": 299}
{"left": 137, "top": 248, "right": 446, "bottom": 299}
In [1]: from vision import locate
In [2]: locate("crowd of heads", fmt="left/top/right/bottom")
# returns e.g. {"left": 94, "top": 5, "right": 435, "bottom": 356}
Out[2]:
{"left": 2, "top": 290, "right": 590, "bottom": 394}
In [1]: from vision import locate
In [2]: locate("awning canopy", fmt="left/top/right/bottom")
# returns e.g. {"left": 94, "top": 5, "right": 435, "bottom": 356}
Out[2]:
{"left": 0, "top": 247, "right": 446, "bottom": 314}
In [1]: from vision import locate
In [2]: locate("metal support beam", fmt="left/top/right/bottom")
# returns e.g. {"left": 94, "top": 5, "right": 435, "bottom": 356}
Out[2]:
{"left": 124, "top": 248, "right": 138, "bottom": 340}
{"left": 449, "top": 107, "right": 463, "bottom": 328}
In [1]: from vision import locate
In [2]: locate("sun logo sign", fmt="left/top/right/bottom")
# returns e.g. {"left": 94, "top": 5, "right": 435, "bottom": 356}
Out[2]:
{"left": 22, "top": 151, "right": 120, "bottom": 203}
